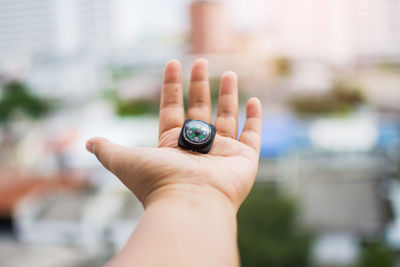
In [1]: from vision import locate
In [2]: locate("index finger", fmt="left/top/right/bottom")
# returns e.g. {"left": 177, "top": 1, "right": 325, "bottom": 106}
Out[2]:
{"left": 159, "top": 60, "right": 185, "bottom": 139}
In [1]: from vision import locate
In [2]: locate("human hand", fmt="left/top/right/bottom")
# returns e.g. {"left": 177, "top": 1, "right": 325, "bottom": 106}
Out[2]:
{"left": 86, "top": 59, "right": 262, "bottom": 213}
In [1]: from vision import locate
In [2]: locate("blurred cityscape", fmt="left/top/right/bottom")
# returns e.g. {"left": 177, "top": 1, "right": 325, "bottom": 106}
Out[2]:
{"left": 1, "top": 0, "right": 400, "bottom": 266}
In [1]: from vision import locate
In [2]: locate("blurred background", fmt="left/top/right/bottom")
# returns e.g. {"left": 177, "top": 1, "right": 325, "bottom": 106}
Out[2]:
{"left": 0, "top": 0, "right": 400, "bottom": 266}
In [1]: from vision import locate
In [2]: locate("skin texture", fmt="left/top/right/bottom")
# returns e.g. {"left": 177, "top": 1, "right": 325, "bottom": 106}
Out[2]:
{"left": 86, "top": 59, "right": 262, "bottom": 267}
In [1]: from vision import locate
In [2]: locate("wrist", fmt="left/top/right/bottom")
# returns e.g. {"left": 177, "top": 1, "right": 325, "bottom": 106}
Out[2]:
{"left": 142, "top": 182, "right": 237, "bottom": 218}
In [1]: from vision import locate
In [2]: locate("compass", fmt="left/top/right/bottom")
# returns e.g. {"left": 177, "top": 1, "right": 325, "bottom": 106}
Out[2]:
{"left": 178, "top": 119, "right": 217, "bottom": 153}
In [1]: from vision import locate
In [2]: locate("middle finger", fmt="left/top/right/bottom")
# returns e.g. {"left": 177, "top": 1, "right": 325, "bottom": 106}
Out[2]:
{"left": 187, "top": 58, "right": 212, "bottom": 123}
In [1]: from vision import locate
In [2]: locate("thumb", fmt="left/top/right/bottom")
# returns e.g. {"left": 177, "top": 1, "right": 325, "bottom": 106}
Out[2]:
{"left": 86, "top": 137, "right": 126, "bottom": 173}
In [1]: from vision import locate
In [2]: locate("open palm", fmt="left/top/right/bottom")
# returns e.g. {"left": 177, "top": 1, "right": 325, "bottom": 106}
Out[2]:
{"left": 87, "top": 59, "right": 262, "bottom": 210}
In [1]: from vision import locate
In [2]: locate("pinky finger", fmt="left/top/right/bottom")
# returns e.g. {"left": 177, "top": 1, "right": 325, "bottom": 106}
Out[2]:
{"left": 239, "top": 97, "right": 262, "bottom": 153}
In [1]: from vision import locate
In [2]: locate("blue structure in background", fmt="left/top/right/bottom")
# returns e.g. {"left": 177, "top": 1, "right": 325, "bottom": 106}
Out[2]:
{"left": 238, "top": 112, "right": 301, "bottom": 159}
{"left": 239, "top": 112, "right": 400, "bottom": 159}
{"left": 259, "top": 114, "right": 298, "bottom": 158}
{"left": 378, "top": 120, "right": 400, "bottom": 149}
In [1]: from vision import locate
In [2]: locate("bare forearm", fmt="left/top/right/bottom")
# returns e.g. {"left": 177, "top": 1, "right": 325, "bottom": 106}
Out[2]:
{"left": 107, "top": 186, "right": 239, "bottom": 267}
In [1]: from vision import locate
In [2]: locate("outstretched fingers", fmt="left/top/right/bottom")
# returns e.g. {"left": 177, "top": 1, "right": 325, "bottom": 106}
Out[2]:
{"left": 214, "top": 71, "right": 238, "bottom": 139}
{"left": 239, "top": 98, "right": 262, "bottom": 153}
{"left": 159, "top": 60, "right": 185, "bottom": 139}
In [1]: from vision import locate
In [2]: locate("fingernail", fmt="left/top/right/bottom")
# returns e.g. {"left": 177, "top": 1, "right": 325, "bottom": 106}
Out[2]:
{"left": 197, "top": 58, "right": 208, "bottom": 66}
{"left": 86, "top": 141, "right": 94, "bottom": 153}
{"left": 224, "top": 71, "right": 237, "bottom": 79}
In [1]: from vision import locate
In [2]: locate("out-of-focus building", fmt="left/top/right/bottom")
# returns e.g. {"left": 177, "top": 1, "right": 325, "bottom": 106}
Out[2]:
{"left": 273, "top": 0, "right": 400, "bottom": 65}
{"left": 0, "top": 0, "right": 189, "bottom": 99}
{"left": 0, "top": 0, "right": 143, "bottom": 99}
{"left": 348, "top": 0, "right": 400, "bottom": 61}
{"left": 357, "top": 69, "right": 400, "bottom": 111}
{"left": 190, "top": 0, "right": 232, "bottom": 54}
{"left": 0, "top": 0, "right": 137, "bottom": 58}
{"left": 0, "top": 0, "right": 55, "bottom": 56}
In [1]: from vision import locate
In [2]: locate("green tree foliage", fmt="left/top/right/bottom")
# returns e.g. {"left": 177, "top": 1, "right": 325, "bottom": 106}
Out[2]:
{"left": 115, "top": 98, "right": 159, "bottom": 116}
{"left": 103, "top": 87, "right": 159, "bottom": 117}
{"left": 273, "top": 57, "right": 293, "bottom": 77}
{"left": 353, "top": 241, "right": 395, "bottom": 267}
{"left": 378, "top": 62, "right": 400, "bottom": 72}
{"left": 238, "top": 183, "right": 313, "bottom": 267}
{"left": 289, "top": 81, "right": 365, "bottom": 116}
{"left": 0, "top": 80, "right": 50, "bottom": 124}
{"left": 105, "top": 65, "right": 160, "bottom": 116}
